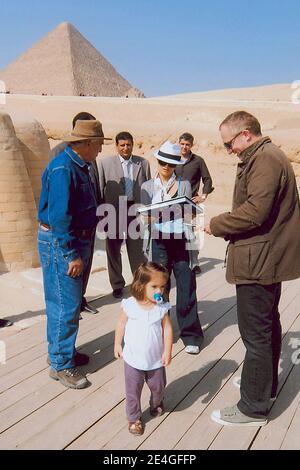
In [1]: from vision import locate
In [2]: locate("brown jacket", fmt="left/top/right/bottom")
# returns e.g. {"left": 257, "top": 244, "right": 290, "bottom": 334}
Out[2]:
{"left": 210, "top": 137, "right": 300, "bottom": 285}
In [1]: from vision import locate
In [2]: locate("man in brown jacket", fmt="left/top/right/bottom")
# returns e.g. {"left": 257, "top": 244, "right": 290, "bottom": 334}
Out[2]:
{"left": 205, "top": 111, "right": 300, "bottom": 426}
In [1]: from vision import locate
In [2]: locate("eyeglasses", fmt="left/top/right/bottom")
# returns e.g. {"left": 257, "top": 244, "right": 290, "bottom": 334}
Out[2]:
{"left": 223, "top": 130, "right": 246, "bottom": 151}
{"left": 158, "top": 160, "right": 176, "bottom": 169}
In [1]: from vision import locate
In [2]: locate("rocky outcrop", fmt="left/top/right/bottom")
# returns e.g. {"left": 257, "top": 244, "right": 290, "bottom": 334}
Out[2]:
{"left": 0, "top": 112, "right": 49, "bottom": 272}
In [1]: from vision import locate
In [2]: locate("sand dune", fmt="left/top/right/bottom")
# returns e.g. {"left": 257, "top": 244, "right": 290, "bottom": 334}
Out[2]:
{"left": 161, "top": 83, "right": 293, "bottom": 102}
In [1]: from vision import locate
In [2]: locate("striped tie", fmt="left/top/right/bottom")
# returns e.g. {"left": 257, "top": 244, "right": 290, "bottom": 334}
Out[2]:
{"left": 123, "top": 160, "right": 133, "bottom": 200}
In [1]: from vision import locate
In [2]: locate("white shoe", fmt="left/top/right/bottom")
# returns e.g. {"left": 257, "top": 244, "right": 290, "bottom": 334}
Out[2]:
{"left": 184, "top": 345, "right": 200, "bottom": 355}
{"left": 232, "top": 376, "right": 276, "bottom": 402}
{"left": 211, "top": 404, "right": 267, "bottom": 427}
{"left": 233, "top": 376, "right": 241, "bottom": 389}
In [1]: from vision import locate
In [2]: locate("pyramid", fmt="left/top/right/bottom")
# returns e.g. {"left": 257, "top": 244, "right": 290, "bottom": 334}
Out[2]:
{"left": 0, "top": 22, "right": 144, "bottom": 97}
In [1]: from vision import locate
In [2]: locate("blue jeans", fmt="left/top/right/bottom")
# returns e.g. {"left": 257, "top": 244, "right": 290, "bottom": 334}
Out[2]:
{"left": 38, "top": 228, "right": 92, "bottom": 371}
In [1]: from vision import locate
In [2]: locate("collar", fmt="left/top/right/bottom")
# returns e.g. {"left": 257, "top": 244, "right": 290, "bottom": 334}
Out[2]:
{"left": 154, "top": 173, "right": 176, "bottom": 188}
{"left": 119, "top": 155, "right": 133, "bottom": 164}
{"left": 65, "top": 146, "right": 88, "bottom": 168}
{"left": 238, "top": 137, "right": 271, "bottom": 162}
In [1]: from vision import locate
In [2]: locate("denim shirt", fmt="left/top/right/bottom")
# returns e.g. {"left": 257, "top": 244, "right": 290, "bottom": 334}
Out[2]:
{"left": 38, "top": 147, "right": 98, "bottom": 261}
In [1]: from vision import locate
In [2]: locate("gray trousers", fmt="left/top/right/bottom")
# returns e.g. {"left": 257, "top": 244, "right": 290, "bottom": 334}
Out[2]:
{"left": 106, "top": 235, "right": 145, "bottom": 290}
{"left": 124, "top": 362, "right": 166, "bottom": 422}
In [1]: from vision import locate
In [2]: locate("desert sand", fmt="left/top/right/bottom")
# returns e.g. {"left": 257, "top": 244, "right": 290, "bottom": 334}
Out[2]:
{"left": 3, "top": 83, "right": 300, "bottom": 207}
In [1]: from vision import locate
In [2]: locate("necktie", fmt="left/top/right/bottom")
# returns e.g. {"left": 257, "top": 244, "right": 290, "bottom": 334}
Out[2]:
{"left": 123, "top": 160, "right": 133, "bottom": 200}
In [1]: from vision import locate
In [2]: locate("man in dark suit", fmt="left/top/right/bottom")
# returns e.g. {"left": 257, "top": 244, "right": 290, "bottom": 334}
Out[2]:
{"left": 98, "top": 132, "right": 151, "bottom": 298}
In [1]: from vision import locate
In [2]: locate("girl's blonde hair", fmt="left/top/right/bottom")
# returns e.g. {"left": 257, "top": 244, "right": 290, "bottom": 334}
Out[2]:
{"left": 130, "top": 262, "right": 169, "bottom": 301}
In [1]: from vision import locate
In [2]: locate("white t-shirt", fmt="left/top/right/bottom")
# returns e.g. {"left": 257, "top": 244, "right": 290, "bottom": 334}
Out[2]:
{"left": 122, "top": 297, "right": 170, "bottom": 371}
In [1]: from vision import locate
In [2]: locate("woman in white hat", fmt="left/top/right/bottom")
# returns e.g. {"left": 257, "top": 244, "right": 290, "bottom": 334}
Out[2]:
{"left": 140, "top": 141, "right": 204, "bottom": 354}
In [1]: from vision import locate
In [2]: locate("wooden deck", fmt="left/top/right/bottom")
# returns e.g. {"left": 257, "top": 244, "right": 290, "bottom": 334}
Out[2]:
{"left": 1, "top": 259, "right": 300, "bottom": 450}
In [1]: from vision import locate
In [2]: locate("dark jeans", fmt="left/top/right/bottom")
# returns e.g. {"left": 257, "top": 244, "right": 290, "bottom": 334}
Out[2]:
{"left": 236, "top": 283, "right": 282, "bottom": 418}
{"left": 152, "top": 235, "right": 203, "bottom": 346}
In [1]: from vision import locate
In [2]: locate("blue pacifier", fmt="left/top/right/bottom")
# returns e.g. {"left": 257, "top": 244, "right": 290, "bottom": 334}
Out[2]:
{"left": 153, "top": 293, "right": 163, "bottom": 304}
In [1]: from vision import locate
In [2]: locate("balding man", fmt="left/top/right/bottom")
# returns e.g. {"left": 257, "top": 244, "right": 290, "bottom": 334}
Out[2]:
{"left": 206, "top": 111, "right": 300, "bottom": 426}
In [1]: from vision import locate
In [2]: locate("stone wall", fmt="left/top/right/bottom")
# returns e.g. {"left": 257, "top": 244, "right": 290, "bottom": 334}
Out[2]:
{"left": 0, "top": 112, "right": 50, "bottom": 272}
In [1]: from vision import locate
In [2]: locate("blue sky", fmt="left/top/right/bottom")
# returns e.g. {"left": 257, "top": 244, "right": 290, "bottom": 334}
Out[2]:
{"left": 0, "top": 0, "right": 299, "bottom": 96}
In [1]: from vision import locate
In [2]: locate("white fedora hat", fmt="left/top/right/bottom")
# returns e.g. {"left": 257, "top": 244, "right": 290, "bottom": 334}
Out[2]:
{"left": 154, "top": 141, "right": 185, "bottom": 165}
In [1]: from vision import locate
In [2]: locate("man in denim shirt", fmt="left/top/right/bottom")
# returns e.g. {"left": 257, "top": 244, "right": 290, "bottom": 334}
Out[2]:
{"left": 38, "top": 120, "right": 109, "bottom": 389}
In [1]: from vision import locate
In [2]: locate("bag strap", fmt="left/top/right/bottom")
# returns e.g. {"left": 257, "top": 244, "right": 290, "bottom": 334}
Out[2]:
{"left": 167, "top": 179, "right": 180, "bottom": 198}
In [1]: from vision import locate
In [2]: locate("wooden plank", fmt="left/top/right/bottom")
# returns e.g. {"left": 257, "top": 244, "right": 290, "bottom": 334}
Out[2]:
{"left": 7, "top": 301, "right": 238, "bottom": 450}
{"left": 141, "top": 282, "right": 300, "bottom": 451}
{"left": 208, "top": 287, "right": 300, "bottom": 450}
{"left": 67, "top": 305, "right": 239, "bottom": 450}
{"left": 0, "top": 264, "right": 224, "bottom": 361}
{"left": 0, "top": 339, "right": 116, "bottom": 433}
{"left": 0, "top": 348, "right": 119, "bottom": 449}
{"left": 174, "top": 283, "right": 300, "bottom": 450}
{"left": 1, "top": 269, "right": 298, "bottom": 450}
{"left": 251, "top": 363, "right": 300, "bottom": 450}
{"left": 0, "top": 268, "right": 233, "bottom": 394}
{"left": 0, "top": 294, "right": 230, "bottom": 439}
{"left": 202, "top": 306, "right": 300, "bottom": 449}
{"left": 280, "top": 398, "right": 300, "bottom": 450}
{"left": 19, "top": 281, "right": 297, "bottom": 449}
{"left": 138, "top": 341, "right": 245, "bottom": 451}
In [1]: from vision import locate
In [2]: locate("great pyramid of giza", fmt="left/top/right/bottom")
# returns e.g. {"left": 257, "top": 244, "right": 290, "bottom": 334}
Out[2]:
{"left": 0, "top": 22, "right": 144, "bottom": 97}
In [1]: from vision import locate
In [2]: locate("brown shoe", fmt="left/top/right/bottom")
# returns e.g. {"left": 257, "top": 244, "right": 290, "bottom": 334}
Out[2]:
{"left": 150, "top": 403, "right": 164, "bottom": 417}
{"left": 49, "top": 367, "right": 90, "bottom": 389}
{"left": 128, "top": 420, "right": 144, "bottom": 436}
{"left": 0, "top": 318, "right": 13, "bottom": 328}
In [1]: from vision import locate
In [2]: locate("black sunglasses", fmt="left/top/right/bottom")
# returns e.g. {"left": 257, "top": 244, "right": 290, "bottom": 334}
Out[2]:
{"left": 223, "top": 130, "right": 246, "bottom": 150}
{"left": 158, "top": 160, "right": 176, "bottom": 169}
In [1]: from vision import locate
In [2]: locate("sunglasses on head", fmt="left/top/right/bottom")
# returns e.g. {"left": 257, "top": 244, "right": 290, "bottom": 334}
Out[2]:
{"left": 223, "top": 129, "right": 247, "bottom": 151}
{"left": 158, "top": 160, "right": 176, "bottom": 168}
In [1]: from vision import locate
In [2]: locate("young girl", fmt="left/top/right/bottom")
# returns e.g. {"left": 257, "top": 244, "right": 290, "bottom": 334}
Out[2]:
{"left": 114, "top": 262, "right": 173, "bottom": 436}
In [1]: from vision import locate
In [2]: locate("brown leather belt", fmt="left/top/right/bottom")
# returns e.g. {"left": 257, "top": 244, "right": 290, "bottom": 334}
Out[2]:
{"left": 40, "top": 223, "right": 51, "bottom": 231}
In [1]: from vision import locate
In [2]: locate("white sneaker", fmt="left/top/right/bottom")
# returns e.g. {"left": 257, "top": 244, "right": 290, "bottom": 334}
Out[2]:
{"left": 184, "top": 345, "right": 200, "bottom": 355}
{"left": 232, "top": 376, "right": 277, "bottom": 402}
{"left": 211, "top": 404, "right": 267, "bottom": 427}
{"left": 233, "top": 376, "right": 241, "bottom": 389}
